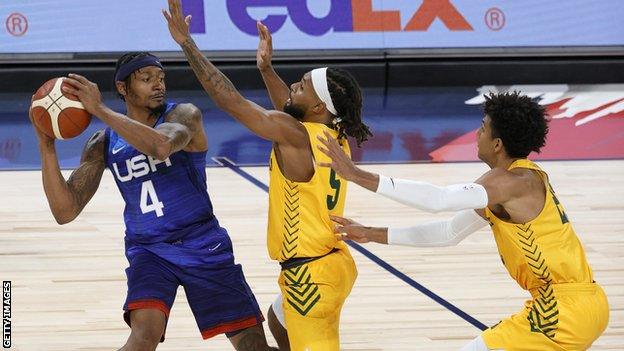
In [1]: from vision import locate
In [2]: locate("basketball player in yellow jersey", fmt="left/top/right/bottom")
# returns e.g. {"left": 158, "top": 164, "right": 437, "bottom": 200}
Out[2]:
{"left": 318, "top": 91, "right": 609, "bottom": 350}
{"left": 163, "top": 2, "right": 372, "bottom": 350}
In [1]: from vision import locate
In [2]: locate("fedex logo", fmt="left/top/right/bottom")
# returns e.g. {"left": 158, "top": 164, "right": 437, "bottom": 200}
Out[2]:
{"left": 182, "top": 0, "right": 472, "bottom": 36}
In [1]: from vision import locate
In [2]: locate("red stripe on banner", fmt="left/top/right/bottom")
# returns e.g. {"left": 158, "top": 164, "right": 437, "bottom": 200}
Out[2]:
{"left": 430, "top": 99, "right": 624, "bottom": 162}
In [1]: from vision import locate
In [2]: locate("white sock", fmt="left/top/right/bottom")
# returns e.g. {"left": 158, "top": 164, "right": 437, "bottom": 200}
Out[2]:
{"left": 271, "top": 293, "right": 286, "bottom": 328}
{"left": 459, "top": 335, "right": 491, "bottom": 351}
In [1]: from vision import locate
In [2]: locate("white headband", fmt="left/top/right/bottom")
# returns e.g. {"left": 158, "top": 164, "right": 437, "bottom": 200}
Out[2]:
{"left": 310, "top": 67, "right": 337, "bottom": 116}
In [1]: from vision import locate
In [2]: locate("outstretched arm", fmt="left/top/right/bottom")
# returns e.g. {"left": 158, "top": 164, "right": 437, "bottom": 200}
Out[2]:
{"left": 62, "top": 75, "right": 202, "bottom": 161}
{"left": 316, "top": 131, "right": 380, "bottom": 190}
{"left": 332, "top": 210, "right": 488, "bottom": 247}
{"left": 256, "top": 21, "right": 289, "bottom": 111}
{"left": 163, "top": 0, "right": 307, "bottom": 147}
{"left": 317, "top": 131, "right": 489, "bottom": 212}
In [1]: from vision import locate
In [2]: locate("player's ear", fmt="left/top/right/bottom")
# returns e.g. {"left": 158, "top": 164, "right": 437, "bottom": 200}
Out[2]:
{"left": 115, "top": 81, "right": 127, "bottom": 98}
{"left": 312, "top": 102, "right": 324, "bottom": 114}
{"left": 493, "top": 137, "right": 504, "bottom": 153}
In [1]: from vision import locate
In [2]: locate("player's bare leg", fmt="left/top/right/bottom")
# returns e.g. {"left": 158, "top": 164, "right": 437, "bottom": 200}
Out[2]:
{"left": 268, "top": 306, "right": 290, "bottom": 351}
{"left": 228, "top": 324, "right": 279, "bottom": 351}
{"left": 118, "top": 309, "right": 166, "bottom": 351}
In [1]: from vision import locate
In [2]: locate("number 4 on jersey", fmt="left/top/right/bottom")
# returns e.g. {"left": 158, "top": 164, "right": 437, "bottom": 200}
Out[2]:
{"left": 140, "top": 180, "right": 164, "bottom": 217}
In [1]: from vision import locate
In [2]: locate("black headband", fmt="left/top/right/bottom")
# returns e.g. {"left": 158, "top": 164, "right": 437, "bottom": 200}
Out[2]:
{"left": 115, "top": 55, "right": 163, "bottom": 82}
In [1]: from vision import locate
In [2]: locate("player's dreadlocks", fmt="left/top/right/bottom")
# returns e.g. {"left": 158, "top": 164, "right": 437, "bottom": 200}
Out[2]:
{"left": 326, "top": 67, "right": 372, "bottom": 146}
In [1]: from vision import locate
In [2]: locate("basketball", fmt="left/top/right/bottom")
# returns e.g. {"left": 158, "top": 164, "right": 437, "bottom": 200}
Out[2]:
{"left": 30, "top": 77, "right": 91, "bottom": 140}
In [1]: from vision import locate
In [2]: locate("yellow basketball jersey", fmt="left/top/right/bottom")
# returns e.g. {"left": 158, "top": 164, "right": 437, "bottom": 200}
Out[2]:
{"left": 267, "top": 123, "right": 350, "bottom": 262}
{"left": 485, "top": 159, "right": 593, "bottom": 291}
{"left": 482, "top": 160, "right": 608, "bottom": 348}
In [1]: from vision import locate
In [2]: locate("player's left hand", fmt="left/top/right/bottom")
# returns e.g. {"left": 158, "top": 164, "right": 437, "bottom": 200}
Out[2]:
{"left": 163, "top": 0, "right": 192, "bottom": 46}
{"left": 63, "top": 74, "right": 104, "bottom": 116}
{"left": 317, "top": 130, "right": 358, "bottom": 181}
{"left": 256, "top": 21, "right": 274, "bottom": 72}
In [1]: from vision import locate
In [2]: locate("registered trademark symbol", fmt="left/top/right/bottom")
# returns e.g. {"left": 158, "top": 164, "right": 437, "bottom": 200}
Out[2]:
{"left": 6, "top": 12, "right": 28, "bottom": 36}
{"left": 485, "top": 8, "right": 505, "bottom": 31}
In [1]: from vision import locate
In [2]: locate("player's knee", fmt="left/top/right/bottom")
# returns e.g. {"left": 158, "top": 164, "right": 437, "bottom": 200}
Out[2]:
{"left": 127, "top": 310, "right": 165, "bottom": 351}
{"left": 128, "top": 325, "right": 162, "bottom": 351}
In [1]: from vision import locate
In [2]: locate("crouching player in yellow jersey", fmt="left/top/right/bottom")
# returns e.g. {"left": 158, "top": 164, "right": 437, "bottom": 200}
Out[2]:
{"left": 318, "top": 91, "right": 609, "bottom": 351}
{"left": 164, "top": 2, "right": 372, "bottom": 349}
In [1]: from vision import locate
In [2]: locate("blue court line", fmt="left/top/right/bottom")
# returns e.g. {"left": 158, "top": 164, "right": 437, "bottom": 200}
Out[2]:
{"left": 346, "top": 242, "right": 488, "bottom": 331}
{"left": 213, "top": 157, "right": 269, "bottom": 192}
{"left": 213, "top": 156, "right": 488, "bottom": 331}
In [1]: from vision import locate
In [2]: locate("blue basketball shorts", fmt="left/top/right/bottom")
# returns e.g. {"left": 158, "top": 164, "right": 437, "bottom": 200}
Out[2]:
{"left": 122, "top": 229, "right": 263, "bottom": 341}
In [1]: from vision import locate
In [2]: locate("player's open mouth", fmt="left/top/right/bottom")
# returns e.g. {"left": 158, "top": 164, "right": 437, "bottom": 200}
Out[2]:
{"left": 151, "top": 95, "right": 164, "bottom": 100}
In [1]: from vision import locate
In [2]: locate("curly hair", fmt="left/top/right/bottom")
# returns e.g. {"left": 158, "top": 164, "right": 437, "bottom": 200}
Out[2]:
{"left": 113, "top": 52, "right": 155, "bottom": 101}
{"left": 326, "top": 67, "right": 372, "bottom": 146}
{"left": 483, "top": 91, "right": 549, "bottom": 158}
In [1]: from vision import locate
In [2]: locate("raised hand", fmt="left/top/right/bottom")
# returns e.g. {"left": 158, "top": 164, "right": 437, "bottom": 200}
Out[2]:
{"left": 317, "top": 130, "right": 359, "bottom": 181}
{"left": 162, "top": 0, "right": 192, "bottom": 46}
{"left": 256, "top": 21, "right": 273, "bottom": 72}
{"left": 63, "top": 74, "right": 104, "bottom": 116}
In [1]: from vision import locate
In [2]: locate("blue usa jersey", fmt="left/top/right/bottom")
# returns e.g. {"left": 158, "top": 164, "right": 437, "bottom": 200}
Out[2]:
{"left": 105, "top": 103, "right": 218, "bottom": 245}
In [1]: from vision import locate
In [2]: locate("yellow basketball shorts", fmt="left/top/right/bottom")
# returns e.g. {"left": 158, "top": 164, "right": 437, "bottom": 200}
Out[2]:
{"left": 277, "top": 247, "right": 357, "bottom": 351}
{"left": 482, "top": 283, "right": 609, "bottom": 350}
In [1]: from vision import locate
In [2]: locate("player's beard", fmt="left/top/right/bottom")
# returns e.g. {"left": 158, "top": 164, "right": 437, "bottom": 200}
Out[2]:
{"left": 149, "top": 101, "right": 166, "bottom": 117}
{"left": 283, "top": 100, "right": 306, "bottom": 121}
{"left": 126, "top": 87, "right": 166, "bottom": 117}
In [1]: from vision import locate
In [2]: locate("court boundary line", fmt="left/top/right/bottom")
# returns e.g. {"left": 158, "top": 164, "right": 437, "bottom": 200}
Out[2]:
{"left": 213, "top": 156, "right": 488, "bottom": 331}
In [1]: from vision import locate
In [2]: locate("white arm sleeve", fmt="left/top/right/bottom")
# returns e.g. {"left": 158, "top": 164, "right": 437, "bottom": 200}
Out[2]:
{"left": 376, "top": 175, "right": 488, "bottom": 213}
{"left": 387, "top": 209, "right": 489, "bottom": 247}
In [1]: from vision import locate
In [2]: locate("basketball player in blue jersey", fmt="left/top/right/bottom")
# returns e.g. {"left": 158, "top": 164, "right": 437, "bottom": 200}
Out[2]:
{"left": 30, "top": 52, "right": 278, "bottom": 350}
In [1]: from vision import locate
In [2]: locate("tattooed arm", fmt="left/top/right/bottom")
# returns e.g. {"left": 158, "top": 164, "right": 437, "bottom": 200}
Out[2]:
{"left": 156, "top": 103, "right": 207, "bottom": 153}
{"left": 162, "top": 0, "right": 307, "bottom": 147}
{"left": 38, "top": 130, "right": 106, "bottom": 224}
{"left": 63, "top": 74, "right": 204, "bottom": 160}
{"left": 90, "top": 102, "right": 203, "bottom": 160}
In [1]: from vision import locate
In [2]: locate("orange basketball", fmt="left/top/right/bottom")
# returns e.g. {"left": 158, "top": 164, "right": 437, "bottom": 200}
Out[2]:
{"left": 31, "top": 77, "right": 92, "bottom": 140}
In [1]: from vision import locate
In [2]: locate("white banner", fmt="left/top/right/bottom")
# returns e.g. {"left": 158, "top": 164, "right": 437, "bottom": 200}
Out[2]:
{"left": 1, "top": 0, "right": 623, "bottom": 53}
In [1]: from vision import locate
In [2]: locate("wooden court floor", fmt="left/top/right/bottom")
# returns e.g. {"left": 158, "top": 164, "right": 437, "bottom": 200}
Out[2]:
{"left": 1, "top": 160, "right": 622, "bottom": 350}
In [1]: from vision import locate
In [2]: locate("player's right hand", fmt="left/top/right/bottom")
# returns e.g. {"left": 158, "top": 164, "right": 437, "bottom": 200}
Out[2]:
{"left": 63, "top": 74, "right": 105, "bottom": 117}
{"left": 331, "top": 215, "right": 372, "bottom": 243}
{"left": 29, "top": 95, "right": 54, "bottom": 144}
{"left": 256, "top": 21, "right": 273, "bottom": 72}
